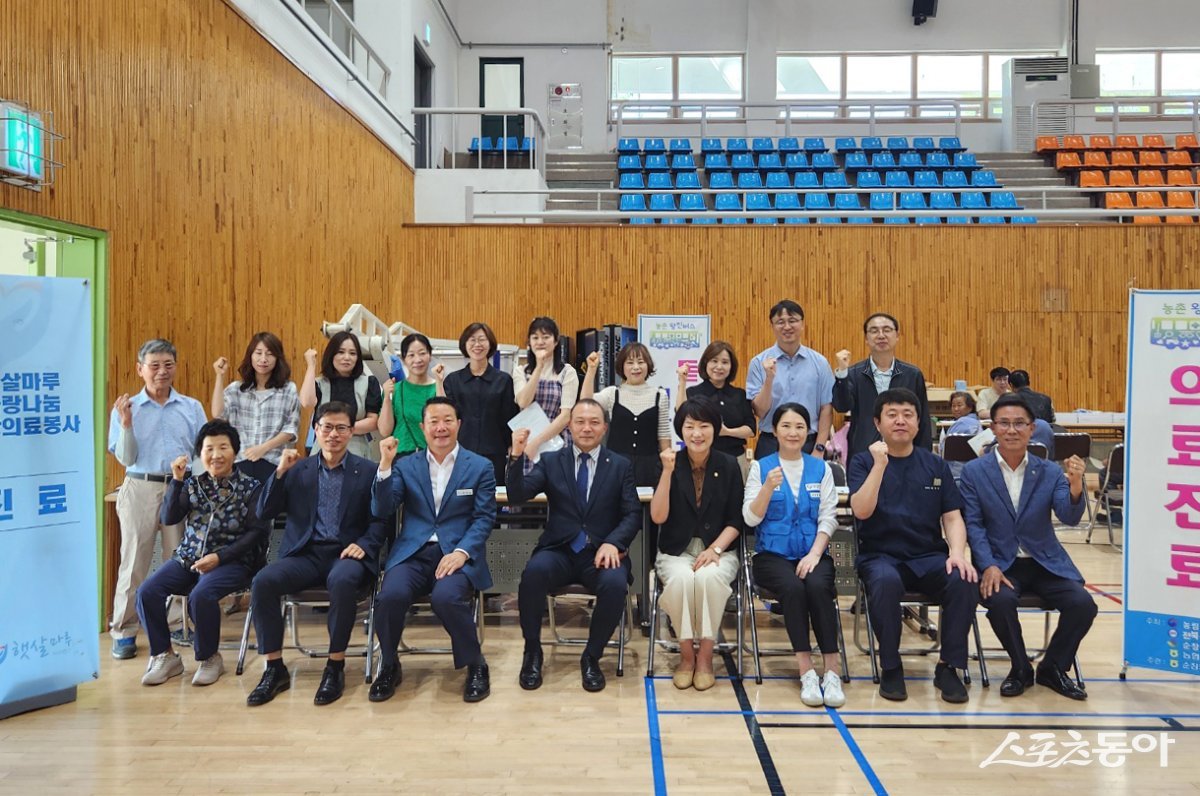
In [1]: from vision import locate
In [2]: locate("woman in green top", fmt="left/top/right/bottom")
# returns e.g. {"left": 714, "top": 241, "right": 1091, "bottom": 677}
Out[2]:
{"left": 378, "top": 333, "right": 439, "bottom": 455}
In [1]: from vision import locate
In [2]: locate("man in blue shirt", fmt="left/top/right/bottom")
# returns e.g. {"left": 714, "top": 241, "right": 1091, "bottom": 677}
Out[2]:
{"left": 746, "top": 299, "right": 835, "bottom": 460}
{"left": 107, "top": 338, "right": 207, "bottom": 660}
{"left": 849, "top": 388, "right": 979, "bottom": 703}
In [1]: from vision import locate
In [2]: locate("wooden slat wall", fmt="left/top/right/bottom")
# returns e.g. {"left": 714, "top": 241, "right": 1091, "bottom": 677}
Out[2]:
{"left": 4, "top": 1, "right": 1200, "bottom": 498}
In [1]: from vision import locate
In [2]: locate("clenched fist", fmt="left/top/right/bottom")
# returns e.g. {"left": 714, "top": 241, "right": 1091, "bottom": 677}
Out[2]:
{"left": 660, "top": 448, "right": 677, "bottom": 473}
{"left": 276, "top": 448, "right": 301, "bottom": 476}
{"left": 763, "top": 357, "right": 777, "bottom": 377}
{"left": 171, "top": 454, "right": 189, "bottom": 481}
{"left": 764, "top": 466, "right": 784, "bottom": 492}
{"left": 304, "top": 348, "right": 318, "bottom": 366}
{"left": 114, "top": 394, "right": 133, "bottom": 429}
{"left": 378, "top": 436, "right": 399, "bottom": 469}
{"left": 213, "top": 356, "right": 229, "bottom": 376}
{"left": 511, "top": 428, "right": 531, "bottom": 458}
{"left": 835, "top": 349, "right": 851, "bottom": 371}
{"left": 868, "top": 440, "right": 889, "bottom": 468}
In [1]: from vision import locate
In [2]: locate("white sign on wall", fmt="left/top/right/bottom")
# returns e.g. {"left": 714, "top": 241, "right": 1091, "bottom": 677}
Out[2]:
{"left": 637, "top": 314, "right": 711, "bottom": 445}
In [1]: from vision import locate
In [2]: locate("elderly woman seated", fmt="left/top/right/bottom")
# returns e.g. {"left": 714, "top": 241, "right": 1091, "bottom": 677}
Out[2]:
{"left": 940, "top": 391, "right": 983, "bottom": 478}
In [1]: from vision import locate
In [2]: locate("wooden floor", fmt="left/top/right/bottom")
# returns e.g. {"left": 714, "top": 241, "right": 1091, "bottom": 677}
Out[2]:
{"left": 2, "top": 529, "right": 1198, "bottom": 795}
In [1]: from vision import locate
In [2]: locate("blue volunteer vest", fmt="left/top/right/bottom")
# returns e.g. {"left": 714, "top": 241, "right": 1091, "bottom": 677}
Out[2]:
{"left": 755, "top": 452, "right": 825, "bottom": 559}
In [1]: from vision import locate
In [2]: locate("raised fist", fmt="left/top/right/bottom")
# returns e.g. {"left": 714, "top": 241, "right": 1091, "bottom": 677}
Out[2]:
{"left": 276, "top": 448, "right": 301, "bottom": 476}
{"left": 835, "top": 349, "right": 851, "bottom": 370}
{"left": 868, "top": 440, "right": 889, "bottom": 468}
{"left": 379, "top": 436, "right": 399, "bottom": 468}
{"left": 114, "top": 394, "right": 133, "bottom": 429}
{"left": 763, "top": 357, "right": 777, "bottom": 377}
{"left": 660, "top": 448, "right": 677, "bottom": 473}
{"left": 511, "top": 428, "right": 531, "bottom": 458}
{"left": 213, "top": 356, "right": 229, "bottom": 376}
{"left": 382, "top": 378, "right": 396, "bottom": 399}
{"left": 764, "top": 466, "right": 784, "bottom": 491}
{"left": 433, "top": 363, "right": 446, "bottom": 382}
{"left": 171, "top": 454, "right": 189, "bottom": 481}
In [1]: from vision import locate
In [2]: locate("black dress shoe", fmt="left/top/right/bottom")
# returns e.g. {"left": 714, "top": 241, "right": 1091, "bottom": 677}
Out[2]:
{"left": 1036, "top": 663, "right": 1087, "bottom": 701}
{"left": 247, "top": 665, "right": 290, "bottom": 706}
{"left": 580, "top": 654, "right": 606, "bottom": 692}
{"left": 1000, "top": 664, "right": 1035, "bottom": 697}
{"left": 313, "top": 665, "right": 345, "bottom": 706}
{"left": 934, "top": 662, "right": 969, "bottom": 704}
{"left": 463, "top": 663, "right": 491, "bottom": 703}
{"left": 368, "top": 661, "right": 401, "bottom": 703}
{"left": 878, "top": 665, "right": 908, "bottom": 701}
{"left": 519, "top": 647, "right": 544, "bottom": 691}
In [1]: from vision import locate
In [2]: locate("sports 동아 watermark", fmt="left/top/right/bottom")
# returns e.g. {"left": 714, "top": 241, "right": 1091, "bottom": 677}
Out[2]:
{"left": 980, "top": 731, "right": 1174, "bottom": 768}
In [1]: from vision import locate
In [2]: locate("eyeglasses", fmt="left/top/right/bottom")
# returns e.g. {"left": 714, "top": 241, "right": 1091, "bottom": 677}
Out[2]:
{"left": 865, "top": 326, "right": 896, "bottom": 335}
{"left": 772, "top": 318, "right": 802, "bottom": 328}
{"left": 316, "top": 423, "right": 353, "bottom": 434}
{"left": 993, "top": 420, "right": 1031, "bottom": 431}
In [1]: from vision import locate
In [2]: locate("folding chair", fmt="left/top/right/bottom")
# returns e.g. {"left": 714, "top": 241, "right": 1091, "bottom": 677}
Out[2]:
{"left": 975, "top": 594, "right": 1085, "bottom": 690}
{"left": 1087, "top": 443, "right": 1123, "bottom": 550}
{"left": 547, "top": 585, "right": 636, "bottom": 677}
{"left": 395, "top": 590, "right": 485, "bottom": 657}
{"left": 1052, "top": 432, "right": 1094, "bottom": 524}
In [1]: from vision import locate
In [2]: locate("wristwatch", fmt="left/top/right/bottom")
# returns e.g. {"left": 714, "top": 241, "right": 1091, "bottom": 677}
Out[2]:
{"left": 814, "top": 443, "right": 826, "bottom": 453}
{"left": 711, "top": 545, "right": 723, "bottom": 555}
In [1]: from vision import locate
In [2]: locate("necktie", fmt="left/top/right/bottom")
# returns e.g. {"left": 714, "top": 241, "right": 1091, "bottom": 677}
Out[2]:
{"left": 571, "top": 452, "right": 590, "bottom": 553}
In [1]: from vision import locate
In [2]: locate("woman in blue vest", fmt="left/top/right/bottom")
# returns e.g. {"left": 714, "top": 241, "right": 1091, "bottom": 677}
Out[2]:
{"left": 743, "top": 402, "right": 844, "bottom": 707}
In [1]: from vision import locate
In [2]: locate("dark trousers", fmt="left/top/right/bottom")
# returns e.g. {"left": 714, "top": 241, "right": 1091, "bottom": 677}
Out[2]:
{"left": 519, "top": 545, "right": 631, "bottom": 659}
{"left": 754, "top": 431, "right": 817, "bottom": 461}
{"left": 982, "top": 558, "right": 1098, "bottom": 671}
{"left": 250, "top": 541, "right": 371, "bottom": 655}
{"left": 858, "top": 555, "right": 978, "bottom": 670}
{"left": 136, "top": 558, "right": 254, "bottom": 660}
{"left": 236, "top": 458, "right": 278, "bottom": 486}
{"left": 753, "top": 552, "right": 839, "bottom": 654}
{"left": 374, "top": 542, "right": 481, "bottom": 669}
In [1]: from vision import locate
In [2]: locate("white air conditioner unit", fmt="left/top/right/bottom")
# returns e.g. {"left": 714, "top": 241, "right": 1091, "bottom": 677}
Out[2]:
{"left": 1003, "top": 57, "right": 1071, "bottom": 152}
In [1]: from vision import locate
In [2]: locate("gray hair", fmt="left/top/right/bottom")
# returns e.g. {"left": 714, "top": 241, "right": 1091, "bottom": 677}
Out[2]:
{"left": 137, "top": 338, "right": 177, "bottom": 362}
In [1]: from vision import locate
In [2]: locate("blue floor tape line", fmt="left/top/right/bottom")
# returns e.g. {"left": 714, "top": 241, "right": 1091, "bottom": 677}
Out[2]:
{"left": 827, "top": 707, "right": 888, "bottom": 796}
{"left": 644, "top": 678, "right": 668, "bottom": 795}
{"left": 658, "top": 709, "right": 1200, "bottom": 719}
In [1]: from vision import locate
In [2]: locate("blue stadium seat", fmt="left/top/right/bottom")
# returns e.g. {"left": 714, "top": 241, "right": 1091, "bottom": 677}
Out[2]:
{"left": 784, "top": 216, "right": 810, "bottom": 224}
{"left": 731, "top": 153, "right": 756, "bottom": 172}
{"left": 660, "top": 216, "right": 686, "bottom": 225}
{"left": 916, "top": 216, "right": 942, "bottom": 225}
{"left": 972, "top": 170, "right": 998, "bottom": 187}
{"left": 715, "top": 193, "right": 742, "bottom": 211}
{"left": 794, "top": 171, "right": 819, "bottom": 188}
{"left": 930, "top": 192, "right": 958, "bottom": 210}
{"left": 701, "top": 138, "right": 723, "bottom": 154}
{"left": 650, "top": 193, "right": 677, "bottom": 212}
{"left": 818, "top": 217, "right": 843, "bottom": 224}
{"left": 887, "top": 136, "right": 910, "bottom": 152}
{"left": 468, "top": 136, "right": 493, "bottom": 153}
{"left": 691, "top": 216, "right": 718, "bottom": 225}
{"left": 899, "top": 152, "right": 923, "bottom": 169}
{"left": 784, "top": 153, "right": 810, "bottom": 171}
{"left": 806, "top": 193, "right": 832, "bottom": 210}
{"left": 501, "top": 136, "right": 520, "bottom": 152}
{"left": 648, "top": 172, "right": 672, "bottom": 190}
{"left": 617, "top": 155, "right": 642, "bottom": 171}
{"left": 978, "top": 216, "right": 1006, "bottom": 224}
{"left": 737, "top": 173, "right": 764, "bottom": 189}
{"left": 746, "top": 192, "right": 773, "bottom": 211}
{"left": 913, "top": 137, "right": 936, "bottom": 153}
{"left": 726, "top": 138, "right": 749, "bottom": 154}
{"left": 940, "top": 136, "right": 966, "bottom": 153}
{"left": 676, "top": 172, "right": 702, "bottom": 189}
{"left": 645, "top": 155, "right": 669, "bottom": 172}
{"left": 1011, "top": 216, "right": 1038, "bottom": 224}
{"left": 943, "top": 170, "right": 968, "bottom": 188}
{"left": 861, "top": 137, "right": 884, "bottom": 154}
{"left": 752, "top": 138, "right": 775, "bottom": 153}
{"left": 885, "top": 171, "right": 912, "bottom": 187}
{"left": 709, "top": 172, "right": 735, "bottom": 189}
{"left": 620, "top": 194, "right": 647, "bottom": 211}
{"left": 961, "top": 192, "right": 988, "bottom": 209}
{"left": 758, "top": 153, "right": 783, "bottom": 171}
{"left": 844, "top": 152, "right": 869, "bottom": 171}
{"left": 669, "top": 138, "right": 693, "bottom": 154}
{"left": 704, "top": 153, "right": 730, "bottom": 171}
{"left": 823, "top": 172, "right": 849, "bottom": 188}
{"left": 680, "top": 193, "right": 706, "bottom": 212}
{"left": 884, "top": 217, "right": 910, "bottom": 224}
{"left": 775, "top": 192, "right": 803, "bottom": 211}
{"left": 617, "top": 138, "right": 639, "bottom": 154}
{"left": 630, "top": 217, "right": 655, "bottom": 225}
{"left": 927, "top": 152, "right": 951, "bottom": 169}
{"left": 856, "top": 171, "right": 882, "bottom": 188}
{"left": 869, "top": 192, "right": 895, "bottom": 211}
{"left": 765, "top": 171, "right": 791, "bottom": 188}
{"left": 804, "top": 137, "right": 828, "bottom": 152}
{"left": 619, "top": 173, "right": 645, "bottom": 189}
{"left": 754, "top": 217, "right": 779, "bottom": 225}
{"left": 991, "top": 191, "right": 1020, "bottom": 209}
{"left": 519, "top": 137, "right": 535, "bottom": 152}
{"left": 914, "top": 170, "right": 939, "bottom": 188}
{"left": 954, "top": 152, "right": 978, "bottom": 169}
{"left": 835, "top": 137, "right": 858, "bottom": 153}
{"left": 643, "top": 138, "right": 666, "bottom": 154}
{"left": 812, "top": 153, "right": 837, "bottom": 171}
{"left": 835, "top": 193, "right": 862, "bottom": 210}
{"left": 900, "top": 192, "right": 928, "bottom": 210}
{"left": 670, "top": 154, "right": 696, "bottom": 171}
{"left": 778, "top": 137, "right": 801, "bottom": 154}
{"left": 721, "top": 217, "right": 747, "bottom": 225}
{"left": 871, "top": 152, "right": 897, "bottom": 170}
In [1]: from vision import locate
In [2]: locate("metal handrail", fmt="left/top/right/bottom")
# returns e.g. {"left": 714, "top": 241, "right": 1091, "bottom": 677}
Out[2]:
{"left": 469, "top": 207, "right": 1200, "bottom": 222}
{"left": 1031, "top": 95, "right": 1200, "bottom": 139}
{"left": 296, "top": 0, "right": 391, "bottom": 97}
{"left": 412, "top": 107, "right": 549, "bottom": 178}
{"left": 611, "top": 99, "right": 965, "bottom": 140}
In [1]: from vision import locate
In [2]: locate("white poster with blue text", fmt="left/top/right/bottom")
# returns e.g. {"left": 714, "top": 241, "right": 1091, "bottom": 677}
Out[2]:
{"left": 1124, "top": 289, "right": 1200, "bottom": 676}
{"left": 638, "top": 314, "right": 711, "bottom": 444}
{"left": 0, "top": 276, "right": 98, "bottom": 709}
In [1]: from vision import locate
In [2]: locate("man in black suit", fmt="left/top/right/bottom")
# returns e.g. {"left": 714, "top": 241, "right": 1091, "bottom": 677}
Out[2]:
{"left": 506, "top": 399, "right": 642, "bottom": 692}
{"left": 832, "top": 312, "right": 931, "bottom": 459}
{"left": 1008, "top": 369, "right": 1056, "bottom": 424}
{"left": 247, "top": 402, "right": 388, "bottom": 707}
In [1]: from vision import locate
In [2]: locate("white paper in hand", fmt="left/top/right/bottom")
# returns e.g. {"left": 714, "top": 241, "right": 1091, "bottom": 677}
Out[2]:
{"left": 968, "top": 428, "right": 995, "bottom": 456}
{"left": 508, "top": 403, "right": 565, "bottom": 461}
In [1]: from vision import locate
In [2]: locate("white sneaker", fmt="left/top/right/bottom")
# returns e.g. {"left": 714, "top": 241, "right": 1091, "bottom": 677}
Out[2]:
{"left": 141, "top": 652, "right": 184, "bottom": 686}
{"left": 822, "top": 670, "right": 846, "bottom": 708}
{"left": 800, "top": 669, "right": 823, "bottom": 707}
{"left": 192, "top": 652, "right": 225, "bottom": 686}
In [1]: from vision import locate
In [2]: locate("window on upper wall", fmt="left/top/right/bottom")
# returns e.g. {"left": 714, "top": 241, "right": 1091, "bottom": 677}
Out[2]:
{"left": 1097, "top": 51, "right": 1157, "bottom": 114}
{"left": 846, "top": 55, "right": 912, "bottom": 117}
{"left": 776, "top": 56, "right": 841, "bottom": 118}
{"left": 610, "top": 55, "right": 744, "bottom": 120}
{"left": 917, "top": 54, "right": 983, "bottom": 117}
{"left": 1161, "top": 52, "right": 1200, "bottom": 115}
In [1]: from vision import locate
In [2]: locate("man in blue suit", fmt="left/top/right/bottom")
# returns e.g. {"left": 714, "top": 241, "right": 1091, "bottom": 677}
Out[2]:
{"left": 507, "top": 399, "right": 642, "bottom": 692}
{"left": 960, "top": 393, "right": 1094, "bottom": 701}
{"left": 248, "top": 401, "right": 389, "bottom": 707}
{"left": 368, "top": 396, "right": 497, "bottom": 704}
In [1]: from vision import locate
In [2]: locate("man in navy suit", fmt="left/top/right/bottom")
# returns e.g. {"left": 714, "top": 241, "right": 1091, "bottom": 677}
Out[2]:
{"left": 368, "top": 396, "right": 497, "bottom": 704}
{"left": 507, "top": 399, "right": 642, "bottom": 692}
{"left": 960, "top": 393, "right": 1094, "bottom": 700}
{"left": 247, "top": 402, "right": 388, "bottom": 707}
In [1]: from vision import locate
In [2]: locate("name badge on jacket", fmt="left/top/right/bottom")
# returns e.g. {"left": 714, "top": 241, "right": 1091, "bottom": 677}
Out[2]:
{"left": 455, "top": 488, "right": 474, "bottom": 497}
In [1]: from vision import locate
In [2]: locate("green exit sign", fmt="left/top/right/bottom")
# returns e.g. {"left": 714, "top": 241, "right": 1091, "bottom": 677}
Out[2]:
{"left": 1, "top": 102, "right": 45, "bottom": 181}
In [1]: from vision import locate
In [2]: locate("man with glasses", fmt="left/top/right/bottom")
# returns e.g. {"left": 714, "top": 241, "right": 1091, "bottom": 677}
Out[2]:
{"left": 107, "top": 338, "right": 207, "bottom": 660}
{"left": 975, "top": 366, "right": 1011, "bottom": 420}
{"left": 959, "top": 393, "right": 1093, "bottom": 701}
{"left": 246, "top": 401, "right": 389, "bottom": 707}
{"left": 832, "top": 312, "right": 931, "bottom": 459}
{"left": 746, "top": 299, "right": 835, "bottom": 460}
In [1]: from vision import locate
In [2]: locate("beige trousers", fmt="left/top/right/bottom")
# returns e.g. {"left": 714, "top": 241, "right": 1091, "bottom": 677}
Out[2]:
{"left": 111, "top": 476, "right": 184, "bottom": 639}
{"left": 655, "top": 538, "right": 740, "bottom": 642}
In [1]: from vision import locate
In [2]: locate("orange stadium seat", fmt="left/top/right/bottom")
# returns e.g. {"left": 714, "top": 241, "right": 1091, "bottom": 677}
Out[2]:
{"left": 1035, "top": 135, "right": 1060, "bottom": 152}
{"left": 1139, "top": 151, "right": 1166, "bottom": 167}
{"left": 1108, "top": 170, "right": 1136, "bottom": 187}
{"left": 1062, "top": 135, "right": 1086, "bottom": 150}
{"left": 1084, "top": 151, "right": 1109, "bottom": 168}
{"left": 1105, "top": 192, "right": 1133, "bottom": 209}
{"left": 1135, "top": 191, "right": 1165, "bottom": 223}
{"left": 1167, "top": 169, "right": 1196, "bottom": 186}
{"left": 1078, "top": 170, "right": 1106, "bottom": 188}
{"left": 1138, "top": 170, "right": 1165, "bottom": 186}
{"left": 1167, "top": 150, "right": 1194, "bottom": 166}
{"left": 1115, "top": 135, "right": 1139, "bottom": 149}
{"left": 1143, "top": 134, "right": 1167, "bottom": 149}
{"left": 1056, "top": 152, "right": 1083, "bottom": 170}
{"left": 1089, "top": 135, "right": 1113, "bottom": 149}
{"left": 1166, "top": 191, "right": 1197, "bottom": 224}
{"left": 1177, "top": 134, "right": 1199, "bottom": 149}
{"left": 1110, "top": 150, "right": 1136, "bottom": 168}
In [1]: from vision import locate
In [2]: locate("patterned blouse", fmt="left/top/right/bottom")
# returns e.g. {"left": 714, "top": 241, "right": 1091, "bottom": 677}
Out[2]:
{"left": 161, "top": 470, "right": 268, "bottom": 569}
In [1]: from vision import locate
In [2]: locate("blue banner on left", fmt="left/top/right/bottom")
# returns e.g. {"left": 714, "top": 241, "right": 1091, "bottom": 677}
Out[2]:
{"left": 0, "top": 275, "right": 98, "bottom": 707}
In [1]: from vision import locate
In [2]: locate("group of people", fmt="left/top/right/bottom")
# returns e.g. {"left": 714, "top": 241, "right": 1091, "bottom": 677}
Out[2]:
{"left": 108, "top": 299, "right": 1095, "bottom": 709}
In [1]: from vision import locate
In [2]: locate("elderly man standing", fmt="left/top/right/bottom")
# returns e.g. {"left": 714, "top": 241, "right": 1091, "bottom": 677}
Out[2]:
{"left": 746, "top": 299, "right": 835, "bottom": 460}
{"left": 107, "top": 338, "right": 207, "bottom": 660}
